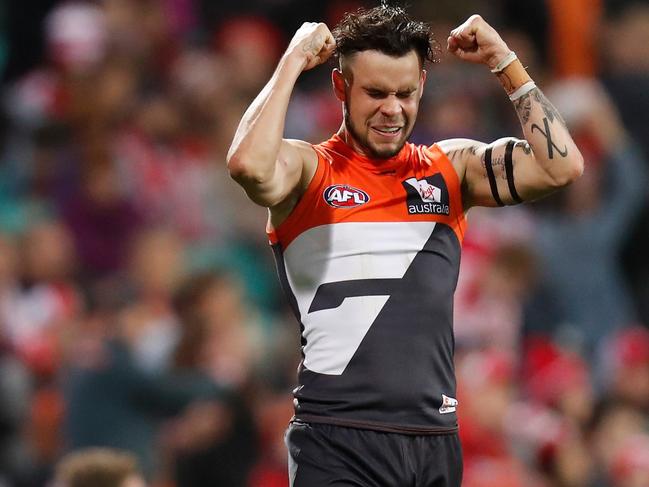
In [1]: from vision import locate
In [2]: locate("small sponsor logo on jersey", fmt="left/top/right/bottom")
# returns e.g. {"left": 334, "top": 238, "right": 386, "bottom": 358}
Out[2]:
{"left": 402, "top": 174, "right": 450, "bottom": 215}
{"left": 439, "top": 394, "right": 458, "bottom": 414}
{"left": 324, "top": 185, "right": 370, "bottom": 208}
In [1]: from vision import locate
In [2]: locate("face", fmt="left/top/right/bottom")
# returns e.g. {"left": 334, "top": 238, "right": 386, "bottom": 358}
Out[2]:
{"left": 120, "top": 474, "right": 147, "bottom": 487}
{"left": 334, "top": 49, "right": 425, "bottom": 159}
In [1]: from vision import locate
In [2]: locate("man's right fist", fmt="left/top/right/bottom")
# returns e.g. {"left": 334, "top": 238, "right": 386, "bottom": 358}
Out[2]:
{"left": 286, "top": 22, "right": 336, "bottom": 71}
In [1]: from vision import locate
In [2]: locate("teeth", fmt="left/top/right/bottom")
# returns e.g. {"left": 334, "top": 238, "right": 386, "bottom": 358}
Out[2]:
{"left": 377, "top": 127, "right": 400, "bottom": 133}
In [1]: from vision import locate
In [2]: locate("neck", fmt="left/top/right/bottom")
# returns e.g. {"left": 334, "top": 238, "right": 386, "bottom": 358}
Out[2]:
{"left": 336, "top": 123, "right": 375, "bottom": 159}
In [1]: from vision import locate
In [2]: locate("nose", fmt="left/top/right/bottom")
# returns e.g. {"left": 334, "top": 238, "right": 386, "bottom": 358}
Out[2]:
{"left": 380, "top": 95, "right": 402, "bottom": 118}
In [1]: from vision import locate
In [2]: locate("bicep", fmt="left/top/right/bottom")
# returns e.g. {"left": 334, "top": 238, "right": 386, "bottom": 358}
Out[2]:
{"left": 233, "top": 139, "right": 317, "bottom": 208}
{"left": 463, "top": 137, "right": 561, "bottom": 208}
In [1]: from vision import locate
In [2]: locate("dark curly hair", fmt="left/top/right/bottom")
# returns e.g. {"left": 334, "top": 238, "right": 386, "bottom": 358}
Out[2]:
{"left": 332, "top": 5, "right": 440, "bottom": 67}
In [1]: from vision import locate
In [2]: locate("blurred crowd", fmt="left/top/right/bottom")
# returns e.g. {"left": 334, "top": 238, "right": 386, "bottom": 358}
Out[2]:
{"left": 0, "top": 0, "right": 648, "bottom": 486}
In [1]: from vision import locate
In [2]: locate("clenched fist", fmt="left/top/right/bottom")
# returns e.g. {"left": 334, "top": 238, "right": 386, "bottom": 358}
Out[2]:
{"left": 447, "top": 15, "right": 511, "bottom": 71}
{"left": 285, "top": 22, "right": 336, "bottom": 72}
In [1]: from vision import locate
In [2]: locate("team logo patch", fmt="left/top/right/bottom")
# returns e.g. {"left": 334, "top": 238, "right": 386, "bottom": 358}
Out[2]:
{"left": 402, "top": 174, "right": 450, "bottom": 215}
{"left": 324, "top": 184, "right": 370, "bottom": 208}
{"left": 439, "top": 394, "right": 458, "bottom": 414}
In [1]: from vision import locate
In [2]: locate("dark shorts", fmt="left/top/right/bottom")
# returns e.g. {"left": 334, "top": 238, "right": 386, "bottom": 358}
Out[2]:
{"left": 285, "top": 421, "right": 463, "bottom": 487}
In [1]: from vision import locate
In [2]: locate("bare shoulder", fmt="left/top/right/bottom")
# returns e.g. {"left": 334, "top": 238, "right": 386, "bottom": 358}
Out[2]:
{"left": 269, "top": 138, "right": 320, "bottom": 227}
{"left": 435, "top": 138, "right": 483, "bottom": 182}
{"left": 435, "top": 138, "right": 481, "bottom": 154}
{"left": 436, "top": 136, "right": 525, "bottom": 165}
{"left": 283, "top": 138, "right": 319, "bottom": 187}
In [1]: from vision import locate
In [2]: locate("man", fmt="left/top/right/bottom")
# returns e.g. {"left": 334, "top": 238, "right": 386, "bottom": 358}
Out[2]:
{"left": 228, "top": 5, "right": 583, "bottom": 486}
{"left": 53, "top": 448, "right": 146, "bottom": 487}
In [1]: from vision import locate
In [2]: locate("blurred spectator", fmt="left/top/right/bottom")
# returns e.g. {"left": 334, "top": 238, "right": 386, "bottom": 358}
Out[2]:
{"left": 530, "top": 79, "right": 647, "bottom": 356}
{"left": 61, "top": 159, "right": 141, "bottom": 281}
{"left": 246, "top": 392, "right": 294, "bottom": 487}
{"left": 169, "top": 272, "right": 261, "bottom": 487}
{"left": 455, "top": 238, "right": 537, "bottom": 352}
{"left": 523, "top": 337, "right": 594, "bottom": 426}
{"left": 119, "top": 228, "right": 185, "bottom": 374}
{"left": 601, "top": 2, "right": 649, "bottom": 326}
{"left": 53, "top": 447, "right": 146, "bottom": 487}
{"left": 589, "top": 399, "right": 649, "bottom": 487}
{"left": 609, "top": 434, "right": 649, "bottom": 487}
{"left": 62, "top": 306, "right": 225, "bottom": 480}
{"left": 457, "top": 349, "right": 514, "bottom": 462}
{"left": 600, "top": 326, "right": 649, "bottom": 411}
{"left": 1, "top": 220, "right": 79, "bottom": 378}
{"left": 214, "top": 16, "right": 284, "bottom": 98}
{"left": 0, "top": 1, "right": 648, "bottom": 486}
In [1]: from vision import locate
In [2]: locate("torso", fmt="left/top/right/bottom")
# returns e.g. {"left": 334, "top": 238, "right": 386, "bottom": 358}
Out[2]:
{"left": 268, "top": 134, "right": 466, "bottom": 433}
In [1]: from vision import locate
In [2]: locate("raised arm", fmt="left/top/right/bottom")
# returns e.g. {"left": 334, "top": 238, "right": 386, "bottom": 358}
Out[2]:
{"left": 226, "top": 23, "right": 335, "bottom": 212}
{"left": 443, "top": 15, "right": 584, "bottom": 208}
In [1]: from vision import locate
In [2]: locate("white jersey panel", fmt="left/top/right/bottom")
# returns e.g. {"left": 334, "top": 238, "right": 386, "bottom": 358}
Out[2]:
{"left": 282, "top": 221, "right": 437, "bottom": 375}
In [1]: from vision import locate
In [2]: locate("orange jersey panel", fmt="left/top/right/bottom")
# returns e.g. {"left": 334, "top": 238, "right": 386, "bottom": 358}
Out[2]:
{"left": 268, "top": 134, "right": 467, "bottom": 249}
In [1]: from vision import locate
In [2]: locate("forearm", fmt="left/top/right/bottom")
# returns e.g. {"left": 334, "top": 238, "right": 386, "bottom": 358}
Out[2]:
{"left": 227, "top": 54, "right": 304, "bottom": 181}
{"left": 498, "top": 59, "right": 584, "bottom": 186}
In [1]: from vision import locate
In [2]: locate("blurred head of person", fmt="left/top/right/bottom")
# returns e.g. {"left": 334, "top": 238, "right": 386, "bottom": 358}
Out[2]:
{"left": 422, "top": 91, "right": 482, "bottom": 141}
{"left": 79, "top": 58, "right": 139, "bottom": 128}
{"left": 119, "top": 228, "right": 184, "bottom": 372}
{"left": 170, "top": 48, "right": 230, "bottom": 134}
{"left": 21, "top": 220, "right": 76, "bottom": 284}
{"left": 602, "top": 2, "right": 649, "bottom": 75}
{"left": 588, "top": 398, "right": 648, "bottom": 475}
{"left": 54, "top": 448, "right": 145, "bottom": 487}
{"left": 610, "top": 434, "right": 649, "bottom": 487}
{"left": 135, "top": 95, "right": 183, "bottom": 144}
{"left": 173, "top": 271, "right": 254, "bottom": 386}
{"left": 480, "top": 242, "right": 538, "bottom": 305}
{"left": 601, "top": 326, "right": 649, "bottom": 409}
{"left": 45, "top": 2, "right": 107, "bottom": 74}
{"left": 523, "top": 337, "right": 593, "bottom": 425}
{"left": 128, "top": 227, "right": 184, "bottom": 300}
{"left": 103, "top": 0, "right": 171, "bottom": 61}
{"left": 457, "top": 349, "right": 515, "bottom": 436}
{"left": 215, "top": 16, "right": 284, "bottom": 97}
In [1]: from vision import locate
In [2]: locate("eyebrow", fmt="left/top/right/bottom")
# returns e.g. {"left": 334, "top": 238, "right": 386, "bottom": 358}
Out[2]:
{"left": 362, "top": 86, "right": 418, "bottom": 95}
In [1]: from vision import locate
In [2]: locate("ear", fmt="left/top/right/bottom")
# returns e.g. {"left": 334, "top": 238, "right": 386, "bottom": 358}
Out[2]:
{"left": 418, "top": 69, "right": 427, "bottom": 99}
{"left": 332, "top": 68, "right": 346, "bottom": 102}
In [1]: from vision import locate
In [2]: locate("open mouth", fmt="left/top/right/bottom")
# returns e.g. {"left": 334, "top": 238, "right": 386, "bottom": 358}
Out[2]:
{"left": 371, "top": 126, "right": 402, "bottom": 138}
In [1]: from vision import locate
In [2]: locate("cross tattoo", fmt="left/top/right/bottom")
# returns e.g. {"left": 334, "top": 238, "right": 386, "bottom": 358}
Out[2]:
{"left": 531, "top": 118, "right": 568, "bottom": 159}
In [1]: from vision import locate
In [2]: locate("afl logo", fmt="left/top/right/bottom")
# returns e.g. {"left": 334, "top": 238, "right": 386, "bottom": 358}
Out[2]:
{"left": 324, "top": 185, "right": 370, "bottom": 208}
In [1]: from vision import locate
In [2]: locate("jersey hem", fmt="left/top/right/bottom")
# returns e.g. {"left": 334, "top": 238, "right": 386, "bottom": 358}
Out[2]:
{"left": 294, "top": 414, "right": 458, "bottom": 436}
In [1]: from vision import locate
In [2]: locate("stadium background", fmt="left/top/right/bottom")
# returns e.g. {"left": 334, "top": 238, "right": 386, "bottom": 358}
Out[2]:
{"left": 1, "top": 0, "right": 649, "bottom": 486}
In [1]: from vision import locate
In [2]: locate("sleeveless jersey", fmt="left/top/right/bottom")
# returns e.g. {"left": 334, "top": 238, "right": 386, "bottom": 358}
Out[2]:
{"left": 268, "top": 134, "right": 467, "bottom": 434}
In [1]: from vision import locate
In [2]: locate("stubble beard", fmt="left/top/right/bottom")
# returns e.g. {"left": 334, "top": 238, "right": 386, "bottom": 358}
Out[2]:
{"left": 343, "top": 101, "right": 410, "bottom": 160}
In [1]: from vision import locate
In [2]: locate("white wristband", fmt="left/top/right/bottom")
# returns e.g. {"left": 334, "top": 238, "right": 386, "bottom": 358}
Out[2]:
{"left": 490, "top": 51, "right": 517, "bottom": 73}
{"left": 509, "top": 81, "right": 536, "bottom": 101}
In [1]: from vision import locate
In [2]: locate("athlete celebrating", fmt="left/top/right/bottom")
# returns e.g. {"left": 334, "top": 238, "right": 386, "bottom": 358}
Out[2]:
{"left": 228, "top": 6, "right": 583, "bottom": 486}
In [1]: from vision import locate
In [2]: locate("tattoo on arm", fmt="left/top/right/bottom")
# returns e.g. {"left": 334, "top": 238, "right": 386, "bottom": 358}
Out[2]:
{"left": 504, "top": 140, "right": 523, "bottom": 203}
{"left": 516, "top": 140, "right": 532, "bottom": 155}
{"left": 531, "top": 118, "right": 568, "bottom": 159}
{"left": 532, "top": 89, "right": 567, "bottom": 128}
{"left": 447, "top": 145, "right": 478, "bottom": 161}
{"left": 514, "top": 87, "right": 566, "bottom": 128}
{"left": 514, "top": 92, "right": 533, "bottom": 124}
